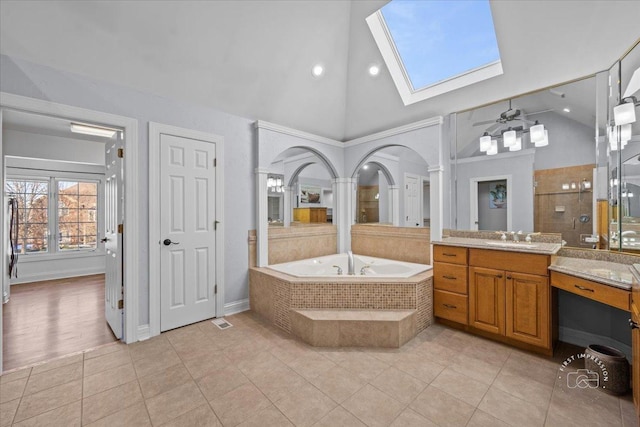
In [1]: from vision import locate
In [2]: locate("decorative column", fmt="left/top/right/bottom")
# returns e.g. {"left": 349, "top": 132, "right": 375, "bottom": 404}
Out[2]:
{"left": 388, "top": 185, "right": 400, "bottom": 226}
{"left": 429, "top": 165, "right": 444, "bottom": 242}
{"left": 255, "top": 168, "right": 269, "bottom": 267}
{"left": 283, "top": 186, "right": 292, "bottom": 227}
{"left": 334, "top": 178, "right": 356, "bottom": 253}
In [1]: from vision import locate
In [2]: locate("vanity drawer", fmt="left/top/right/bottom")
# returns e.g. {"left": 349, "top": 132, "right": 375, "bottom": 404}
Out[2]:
{"left": 551, "top": 271, "right": 630, "bottom": 311}
{"left": 433, "top": 245, "right": 468, "bottom": 265}
{"left": 434, "top": 290, "right": 468, "bottom": 324}
{"left": 469, "top": 248, "right": 549, "bottom": 276}
{"left": 434, "top": 263, "right": 468, "bottom": 294}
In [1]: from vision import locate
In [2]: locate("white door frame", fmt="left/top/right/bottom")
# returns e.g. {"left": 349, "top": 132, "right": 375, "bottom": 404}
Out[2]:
{"left": 470, "top": 174, "right": 512, "bottom": 231}
{"left": 148, "top": 122, "right": 225, "bottom": 338}
{"left": 0, "top": 92, "right": 141, "bottom": 372}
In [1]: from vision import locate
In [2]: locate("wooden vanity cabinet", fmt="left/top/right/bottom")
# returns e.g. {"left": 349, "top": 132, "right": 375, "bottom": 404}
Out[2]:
{"left": 469, "top": 266, "right": 505, "bottom": 335}
{"left": 433, "top": 245, "right": 469, "bottom": 325}
{"left": 631, "top": 275, "right": 640, "bottom": 418}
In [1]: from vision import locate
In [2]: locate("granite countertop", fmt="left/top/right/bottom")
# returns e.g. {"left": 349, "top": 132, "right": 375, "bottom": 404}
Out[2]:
{"left": 433, "top": 237, "right": 562, "bottom": 255}
{"left": 549, "top": 257, "right": 633, "bottom": 290}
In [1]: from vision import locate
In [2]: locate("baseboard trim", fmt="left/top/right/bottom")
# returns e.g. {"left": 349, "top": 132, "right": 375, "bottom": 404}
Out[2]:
{"left": 137, "top": 324, "right": 151, "bottom": 341}
{"left": 559, "top": 326, "right": 632, "bottom": 360}
{"left": 9, "top": 268, "right": 105, "bottom": 285}
{"left": 224, "top": 298, "right": 250, "bottom": 316}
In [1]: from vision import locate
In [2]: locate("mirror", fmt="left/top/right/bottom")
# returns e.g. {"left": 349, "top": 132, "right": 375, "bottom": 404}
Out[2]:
{"left": 612, "top": 41, "right": 640, "bottom": 253}
{"left": 267, "top": 147, "right": 334, "bottom": 227}
{"left": 354, "top": 145, "right": 430, "bottom": 227}
{"left": 454, "top": 75, "right": 601, "bottom": 248}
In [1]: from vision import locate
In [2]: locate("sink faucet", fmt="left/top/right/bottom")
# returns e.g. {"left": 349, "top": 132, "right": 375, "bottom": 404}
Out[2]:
{"left": 511, "top": 231, "right": 523, "bottom": 242}
{"left": 347, "top": 250, "right": 355, "bottom": 275}
{"left": 360, "top": 265, "right": 370, "bottom": 275}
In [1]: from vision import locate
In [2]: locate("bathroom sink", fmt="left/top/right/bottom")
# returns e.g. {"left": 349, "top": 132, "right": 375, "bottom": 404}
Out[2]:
{"left": 485, "top": 241, "right": 538, "bottom": 248}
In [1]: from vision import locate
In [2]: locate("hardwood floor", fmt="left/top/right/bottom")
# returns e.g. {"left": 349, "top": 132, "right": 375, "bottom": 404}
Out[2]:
{"left": 2, "top": 274, "right": 117, "bottom": 372}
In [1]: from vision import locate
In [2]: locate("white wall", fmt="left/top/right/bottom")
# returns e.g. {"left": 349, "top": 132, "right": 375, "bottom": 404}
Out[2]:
{"left": 1, "top": 54, "right": 255, "bottom": 326}
{"left": 3, "top": 129, "right": 105, "bottom": 164}
{"left": 533, "top": 112, "right": 595, "bottom": 170}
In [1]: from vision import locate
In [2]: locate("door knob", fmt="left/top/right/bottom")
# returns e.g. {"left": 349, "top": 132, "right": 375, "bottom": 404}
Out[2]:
{"left": 629, "top": 319, "right": 639, "bottom": 330}
{"left": 100, "top": 237, "right": 108, "bottom": 243}
{"left": 163, "top": 239, "right": 179, "bottom": 246}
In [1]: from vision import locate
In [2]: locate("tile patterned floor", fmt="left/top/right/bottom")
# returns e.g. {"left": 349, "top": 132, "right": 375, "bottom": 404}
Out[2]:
{"left": 1, "top": 311, "right": 638, "bottom": 426}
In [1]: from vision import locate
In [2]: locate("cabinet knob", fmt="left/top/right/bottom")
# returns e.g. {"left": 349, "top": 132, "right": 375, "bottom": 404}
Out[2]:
{"left": 629, "top": 319, "right": 639, "bottom": 330}
{"left": 506, "top": 275, "right": 512, "bottom": 280}
{"left": 496, "top": 274, "right": 503, "bottom": 278}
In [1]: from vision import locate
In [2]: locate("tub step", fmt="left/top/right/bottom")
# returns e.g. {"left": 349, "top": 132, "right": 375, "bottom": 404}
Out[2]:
{"left": 290, "top": 309, "right": 416, "bottom": 348}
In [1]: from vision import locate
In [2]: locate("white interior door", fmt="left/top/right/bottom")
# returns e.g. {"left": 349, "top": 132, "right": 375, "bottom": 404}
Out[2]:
{"left": 405, "top": 173, "right": 421, "bottom": 226}
{"left": 104, "top": 135, "right": 123, "bottom": 339}
{"left": 160, "top": 134, "right": 217, "bottom": 332}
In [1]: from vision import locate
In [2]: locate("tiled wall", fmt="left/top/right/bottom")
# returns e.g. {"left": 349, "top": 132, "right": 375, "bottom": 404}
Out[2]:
{"left": 351, "top": 224, "right": 431, "bottom": 265}
{"left": 249, "top": 268, "right": 433, "bottom": 334}
{"left": 248, "top": 224, "right": 337, "bottom": 267}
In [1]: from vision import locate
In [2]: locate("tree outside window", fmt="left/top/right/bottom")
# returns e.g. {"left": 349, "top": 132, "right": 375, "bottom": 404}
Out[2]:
{"left": 5, "top": 180, "right": 49, "bottom": 253}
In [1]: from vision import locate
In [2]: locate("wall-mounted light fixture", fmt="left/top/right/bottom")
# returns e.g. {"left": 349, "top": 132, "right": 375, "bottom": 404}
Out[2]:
{"left": 562, "top": 183, "right": 570, "bottom": 190}
{"left": 581, "top": 179, "right": 592, "bottom": 190}
{"left": 70, "top": 122, "right": 117, "bottom": 138}
{"left": 614, "top": 96, "right": 638, "bottom": 126}
{"left": 267, "top": 174, "right": 284, "bottom": 193}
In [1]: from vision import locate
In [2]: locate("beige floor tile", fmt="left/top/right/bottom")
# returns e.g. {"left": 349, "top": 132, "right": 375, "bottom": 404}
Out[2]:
{"left": 0, "top": 398, "right": 20, "bottom": 427}
{"left": 390, "top": 408, "right": 438, "bottom": 427}
{"left": 449, "top": 354, "right": 502, "bottom": 385}
{"left": 338, "top": 353, "right": 388, "bottom": 382}
{"left": 182, "top": 350, "right": 230, "bottom": 379}
{"left": 83, "top": 350, "right": 131, "bottom": 377}
{"left": 81, "top": 380, "right": 143, "bottom": 425}
{"left": 414, "top": 341, "right": 460, "bottom": 364}
{"left": 492, "top": 368, "right": 553, "bottom": 410}
{"left": 409, "top": 385, "right": 475, "bottom": 427}
{"left": 430, "top": 367, "right": 490, "bottom": 407}
{"left": 621, "top": 397, "right": 639, "bottom": 427}
{"left": 24, "top": 362, "right": 83, "bottom": 396}
{"left": 197, "top": 365, "right": 250, "bottom": 400}
{"left": 145, "top": 381, "right": 208, "bottom": 425}
{"left": 159, "top": 404, "right": 221, "bottom": 427}
{"left": 14, "top": 379, "right": 82, "bottom": 423}
{"left": 173, "top": 339, "right": 221, "bottom": 364}
{"left": 250, "top": 365, "right": 311, "bottom": 403}
{"left": 83, "top": 342, "right": 128, "bottom": 360}
{"left": 235, "top": 350, "right": 288, "bottom": 379}
{"left": 503, "top": 351, "right": 559, "bottom": 387}
{"left": 287, "top": 352, "right": 337, "bottom": 380}
{"left": 342, "top": 384, "right": 405, "bottom": 427}
{"left": 274, "top": 382, "right": 336, "bottom": 427}
{"left": 133, "top": 348, "right": 182, "bottom": 379}
{"left": 314, "top": 406, "right": 367, "bottom": 427}
{"left": 237, "top": 405, "right": 293, "bottom": 427}
{"left": 224, "top": 336, "right": 273, "bottom": 364}
{"left": 83, "top": 362, "right": 136, "bottom": 397}
{"left": 0, "top": 367, "right": 32, "bottom": 384}
{"left": 269, "top": 339, "right": 313, "bottom": 364}
{"left": 30, "top": 354, "right": 83, "bottom": 376}
{"left": 392, "top": 352, "right": 446, "bottom": 384}
{"left": 137, "top": 363, "right": 192, "bottom": 399}
{"left": 478, "top": 387, "right": 547, "bottom": 427}
{"left": 84, "top": 401, "right": 151, "bottom": 427}
{"left": 547, "top": 388, "right": 622, "bottom": 426}
{"left": 370, "top": 366, "right": 427, "bottom": 405}
{"left": 309, "top": 365, "right": 366, "bottom": 404}
{"left": 209, "top": 382, "right": 271, "bottom": 427}
{"left": 128, "top": 335, "right": 174, "bottom": 361}
{"left": 0, "top": 376, "right": 27, "bottom": 403}
{"left": 12, "top": 401, "right": 81, "bottom": 427}
{"left": 466, "top": 409, "right": 511, "bottom": 427}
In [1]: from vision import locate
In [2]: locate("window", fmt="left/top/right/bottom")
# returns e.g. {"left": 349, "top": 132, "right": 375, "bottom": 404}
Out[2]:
{"left": 5, "top": 179, "right": 49, "bottom": 254}
{"left": 5, "top": 176, "right": 100, "bottom": 255}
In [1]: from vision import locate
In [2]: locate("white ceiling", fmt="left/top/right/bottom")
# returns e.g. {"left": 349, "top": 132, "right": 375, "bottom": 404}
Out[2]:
{"left": 1, "top": 1, "right": 639, "bottom": 141}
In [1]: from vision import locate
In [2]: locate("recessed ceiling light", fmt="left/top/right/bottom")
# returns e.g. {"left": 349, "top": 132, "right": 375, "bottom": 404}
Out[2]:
{"left": 70, "top": 122, "right": 117, "bottom": 138}
{"left": 563, "top": 107, "right": 571, "bottom": 113}
{"left": 368, "top": 64, "right": 380, "bottom": 76}
{"left": 363, "top": 164, "right": 369, "bottom": 170}
{"left": 311, "top": 64, "right": 324, "bottom": 78}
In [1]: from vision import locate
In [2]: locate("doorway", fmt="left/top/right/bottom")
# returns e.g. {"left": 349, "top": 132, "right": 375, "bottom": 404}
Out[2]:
{"left": 0, "top": 93, "right": 140, "bottom": 372}
{"left": 470, "top": 176, "right": 512, "bottom": 231}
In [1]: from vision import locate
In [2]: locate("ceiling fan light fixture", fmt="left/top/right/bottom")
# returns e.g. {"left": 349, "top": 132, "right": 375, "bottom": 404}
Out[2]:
{"left": 509, "top": 136, "right": 522, "bottom": 152}
{"left": 479, "top": 133, "right": 491, "bottom": 152}
{"left": 530, "top": 123, "right": 545, "bottom": 142}
{"left": 486, "top": 139, "right": 498, "bottom": 155}
{"left": 621, "top": 123, "right": 632, "bottom": 143}
{"left": 503, "top": 129, "right": 516, "bottom": 147}
{"left": 614, "top": 98, "right": 637, "bottom": 125}
{"left": 534, "top": 129, "right": 549, "bottom": 147}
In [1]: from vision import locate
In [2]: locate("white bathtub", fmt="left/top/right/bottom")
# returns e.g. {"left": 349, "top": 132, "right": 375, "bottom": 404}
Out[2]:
{"left": 267, "top": 253, "right": 432, "bottom": 278}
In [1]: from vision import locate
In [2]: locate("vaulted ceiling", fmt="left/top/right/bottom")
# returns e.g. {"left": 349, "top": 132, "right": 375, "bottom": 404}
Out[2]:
{"left": 1, "top": 0, "right": 639, "bottom": 141}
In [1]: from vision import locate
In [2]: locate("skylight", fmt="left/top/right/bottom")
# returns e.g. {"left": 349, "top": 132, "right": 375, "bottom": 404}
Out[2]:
{"left": 367, "top": 0, "right": 503, "bottom": 105}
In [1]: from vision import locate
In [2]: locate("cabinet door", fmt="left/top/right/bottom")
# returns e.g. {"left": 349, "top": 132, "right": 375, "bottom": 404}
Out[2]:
{"left": 469, "top": 266, "right": 505, "bottom": 335}
{"left": 632, "top": 278, "right": 640, "bottom": 419}
{"left": 505, "top": 272, "right": 549, "bottom": 348}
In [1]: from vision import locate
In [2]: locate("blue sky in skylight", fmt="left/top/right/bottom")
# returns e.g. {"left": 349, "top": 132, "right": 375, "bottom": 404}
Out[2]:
{"left": 381, "top": 0, "right": 501, "bottom": 90}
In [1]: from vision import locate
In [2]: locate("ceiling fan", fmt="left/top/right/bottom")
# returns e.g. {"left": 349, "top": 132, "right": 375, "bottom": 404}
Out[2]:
{"left": 472, "top": 99, "right": 552, "bottom": 135}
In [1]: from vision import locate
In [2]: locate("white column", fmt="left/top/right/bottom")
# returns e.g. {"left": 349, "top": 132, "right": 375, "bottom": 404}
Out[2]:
{"left": 389, "top": 185, "right": 400, "bottom": 226}
{"left": 283, "top": 186, "right": 292, "bottom": 227}
{"left": 334, "top": 178, "right": 355, "bottom": 253}
{"left": 429, "top": 165, "right": 444, "bottom": 241}
{"left": 255, "top": 168, "right": 269, "bottom": 267}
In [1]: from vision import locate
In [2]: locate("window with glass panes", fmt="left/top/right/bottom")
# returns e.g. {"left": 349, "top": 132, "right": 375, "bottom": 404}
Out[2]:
{"left": 5, "top": 179, "right": 49, "bottom": 253}
{"left": 57, "top": 181, "right": 98, "bottom": 250}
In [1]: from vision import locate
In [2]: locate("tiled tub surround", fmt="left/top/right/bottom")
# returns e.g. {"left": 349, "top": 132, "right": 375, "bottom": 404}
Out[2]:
{"left": 249, "top": 267, "right": 433, "bottom": 346}
{"left": 351, "top": 224, "right": 431, "bottom": 265}
{"left": 248, "top": 224, "right": 337, "bottom": 267}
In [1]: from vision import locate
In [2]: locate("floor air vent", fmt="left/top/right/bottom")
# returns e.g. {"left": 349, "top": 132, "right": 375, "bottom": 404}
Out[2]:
{"left": 211, "top": 318, "right": 233, "bottom": 330}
